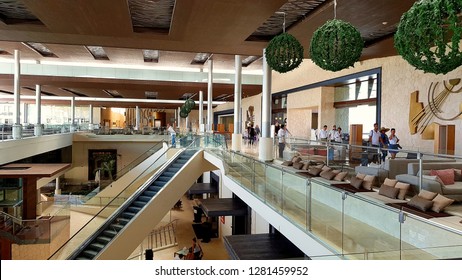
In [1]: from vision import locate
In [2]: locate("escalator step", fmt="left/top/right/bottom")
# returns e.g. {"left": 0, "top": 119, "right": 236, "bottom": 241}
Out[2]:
{"left": 82, "top": 250, "right": 98, "bottom": 259}
{"left": 172, "top": 163, "right": 183, "bottom": 168}
{"left": 102, "top": 229, "right": 117, "bottom": 237}
{"left": 167, "top": 168, "right": 180, "bottom": 173}
{"left": 163, "top": 171, "right": 176, "bottom": 177}
{"left": 133, "top": 201, "right": 147, "bottom": 208}
{"left": 143, "top": 190, "right": 157, "bottom": 197}
{"left": 96, "top": 236, "right": 112, "bottom": 244}
{"left": 138, "top": 195, "right": 152, "bottom": 202}
{"left": 111, "top": 224, "right": 124, "bottom": 231}
{"left": 127, "top": 206, "right": 142, "bottom": 213}
{"left": 89, "top": 242, "right": 105, "bottom": 251}
{"left": 158, "top": 176, "right": 171, "bottom": 182}
{"left": 121, "top": 212, "right": 135, "bottom": 219}
{"left": 148, "top": 186, "right": 162, "bottom": 192}
{"left": 76, "top": 257, "right": 91, "bottom": 260}
{"left": 153, "top": 180, "right": 166, "bottom": 186}
{"left": 116, "top": 218, "right": 130, "bottom": 225}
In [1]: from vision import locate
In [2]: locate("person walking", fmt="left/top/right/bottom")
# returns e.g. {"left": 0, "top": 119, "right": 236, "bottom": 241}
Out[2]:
{"left": 328, "top": 125, "right": 337, "bottom": 141}
{"left": 379, "top": 127, "right": 390, "bottom": 162}
{"left": 254, "top": 124, "right": 261, "bottom": 142}
{"left": 167, "top": 123, "right": 176, "bottom": 146}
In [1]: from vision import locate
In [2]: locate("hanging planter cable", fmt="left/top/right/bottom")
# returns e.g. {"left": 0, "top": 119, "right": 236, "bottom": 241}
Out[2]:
{"left": 264, "top": 12, "right": 304, "bottom": 73}
{"left": 394, "top": 0, "right": 462, "bottom": 75}
{"left": 309, "top": 0, "right": 363, "bottom": 72}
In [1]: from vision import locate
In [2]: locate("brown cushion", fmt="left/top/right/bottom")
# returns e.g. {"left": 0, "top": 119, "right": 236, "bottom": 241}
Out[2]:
{"left": 394, "top": 182, "right": 410, "bottom": 200}
{"left": 356, "top": 173, "right": 366, "bottom": 180}
{"left": 362, "top": 175, "right": 376, "bottom": 190}
{"left": 308, "top": 167, "right": 322, "bottom": 176}
{"left": 281, "top": 161, "right": 293, "bottom": 166}
{"left": 331, "top": 169, "right": 341, "bottom": 175}
{"left": 454, "top": 169, "right": 462, "bottom": 182}
{"left": 292, "top": 156, "right": 302, "bottom": 163}
{"left": 320, "top": 170, "right": 336, "bottom": 180}
{"left": 383, "top": 178, "right": 398, "bottom": 187}
{"left": 321, "top": 165, "right": 331, "bottom": 172}
{"left": 302, "top": 163, "right": 310, "bottom": 170}
{"left": 407, "top": 196, "right": 434, "bottom": 212}
{"left": 333, "top": 171, "right": 348, "bottom": 181}
{"left": 292, "top": 162, "right": 304, "bottom": 170}
{"left": 350, "top": 176, "right": 364, "bottom": 189}
{"left": 431, "top": 194, "right": 455, "bottom": 213}
{"left": 418, "top": 190, "right": 438, "bottom": 200}
{"left": 378, "top": 184, "right": 399, "bottom": 199}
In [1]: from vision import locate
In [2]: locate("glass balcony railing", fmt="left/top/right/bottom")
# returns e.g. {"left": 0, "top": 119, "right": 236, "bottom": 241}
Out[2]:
{"left": 209, "top": 146, "right": 462, "bottom": 260}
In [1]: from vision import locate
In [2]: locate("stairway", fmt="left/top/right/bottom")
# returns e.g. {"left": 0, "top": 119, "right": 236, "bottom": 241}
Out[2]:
{"left": 151, "top": 219, "right": 178, "bottom": 251}
{"left": 70, "top": 150, "right": 197, "bottom": 260}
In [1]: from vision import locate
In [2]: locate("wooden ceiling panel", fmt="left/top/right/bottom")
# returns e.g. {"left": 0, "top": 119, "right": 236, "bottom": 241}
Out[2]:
{"left": 45, "top": 44, "right": 95, "bottom": 61}
{"left": 21, "top": 0, "right": 133, "bottom": 36}
{"left": 104, "top": 47, "right": 144, "bottom": 64}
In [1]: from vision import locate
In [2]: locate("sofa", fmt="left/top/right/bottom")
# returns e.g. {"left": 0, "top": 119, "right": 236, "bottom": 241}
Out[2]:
{"left": 395, "top": 162, "right": 462, "bottom": 201}
{"left": 355, "top": 158, "right": 455, "bottom": 183}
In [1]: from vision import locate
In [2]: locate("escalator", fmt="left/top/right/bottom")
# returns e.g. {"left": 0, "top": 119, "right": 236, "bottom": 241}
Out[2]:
{"left": 68, "top": 149, "right": 199, "bottom": 260}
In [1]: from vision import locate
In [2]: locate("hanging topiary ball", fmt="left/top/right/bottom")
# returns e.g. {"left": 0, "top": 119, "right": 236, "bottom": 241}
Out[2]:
{"left": 265, "top": 33, "right": 304, "bottom": 73}
{"left": 185, "top": 99, "right": 195, "bottom": 110}
{"left": 179, "top": 107, "right": 188, "bottom": 118}
{"left": 310, "top": 19, "right": 364, "bottom": 72}
{"left": 394, "top": 0, "right": 462, "bottom": 75}
{"left": 181, "top": 103, "right": 191, "bottom": 114}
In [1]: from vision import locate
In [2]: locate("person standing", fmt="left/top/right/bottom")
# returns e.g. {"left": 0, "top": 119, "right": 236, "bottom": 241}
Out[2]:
{"left": 328, "top": 125, "right": 337, "bottom": 141}
{"left": 277, "top": 124, "right": 288, "bottom": 159}
{"left": 388, "top": 128, "right": 400, "bottom": 159}
{"left": 379, "top": 127, "right": 390, "bottom": 162}
{"left": 318, "top": 125, "right": 329, "bottom": 141}
{"left": 167, "top": 123, "right": 176, "bottom": 146}
{"left": 368, "top": 123, "right": 380, "bottom": 147}
{"left": 334, "top": 127, "right": 343, "bottom": 143}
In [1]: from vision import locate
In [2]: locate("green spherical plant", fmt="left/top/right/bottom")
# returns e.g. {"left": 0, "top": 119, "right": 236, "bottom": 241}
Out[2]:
{"left": 394, "top": 0, "right": 462, "bottom": 75}
{"left": 265, "top": 33, "right": 304, "bottom": 73}
{"left": 179, "top": 107, "right": 188, "bottom": 118}
{"left": 185, "top": 99, "right": 195, "bottom": 110}
{"left": 310, "top": 19, "right": 364, "bottom": 72}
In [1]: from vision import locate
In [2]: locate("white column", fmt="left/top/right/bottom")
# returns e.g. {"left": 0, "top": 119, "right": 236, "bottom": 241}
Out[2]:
{"left": 88, "top": 104, "right": 94, "bottom": 130}
{"left": 55, "top": 177, "right": 61, "bottom": 195}
{"left": 12, "top": 50, "right": 22, "bottom": 139}
{"left": 259, "top": 48, "right": 273, "bottom": 162}
{"left": 34, "top": 84, "right": 42, "bottom": 136}
{"left": 199, "top": 90, "right": 204, "bottom": 133}
{"left": 207, "top": 58, "right": 213, "bottom": 132}
{"left": 135, "top": 106, "right": 140, "bottom": 130}
{"left": 177, "top": 106, "right": 181, "bottom": 132}
{"left": 232, "top": 55, "right": 243, "bottom": 151}
{"left": 70, "top": 96, "right": 76, "bottom": 132}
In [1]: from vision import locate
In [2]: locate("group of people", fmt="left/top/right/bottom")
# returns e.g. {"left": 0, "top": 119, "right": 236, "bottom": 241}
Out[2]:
{"left": 175, "top": 237, "right": 204, "bottom": 260}
{"left": 318, "top": 124, "right": 343, "bottom": 142}
{"left": 369, "top": 123, "right": 400, "bottom": 161}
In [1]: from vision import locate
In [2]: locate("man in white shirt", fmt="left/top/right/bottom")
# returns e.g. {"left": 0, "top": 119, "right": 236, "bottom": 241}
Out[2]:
{"left": 318, "top": 125, "right": 329, "bottom": 141}
{"left": 277, "top": 124, "right": 288, "bottom": 158}
{"left": 368, "top": 123, "right": 380, "bottom": 147}
{"left": 328, "top": 125, "right": 337, "bottom": 141}
{"left": 167, "top": 123, "right": 176, "bottom": 146}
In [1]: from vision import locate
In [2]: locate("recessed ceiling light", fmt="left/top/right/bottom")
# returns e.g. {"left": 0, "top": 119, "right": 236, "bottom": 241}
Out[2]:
{"left": 382, "top": 21, "right": 388, "bottom": 25}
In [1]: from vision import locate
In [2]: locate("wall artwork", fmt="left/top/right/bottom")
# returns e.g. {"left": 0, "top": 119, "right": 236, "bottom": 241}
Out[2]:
{"left": 409, "top": 78, "right": 462, "bottom": 140}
